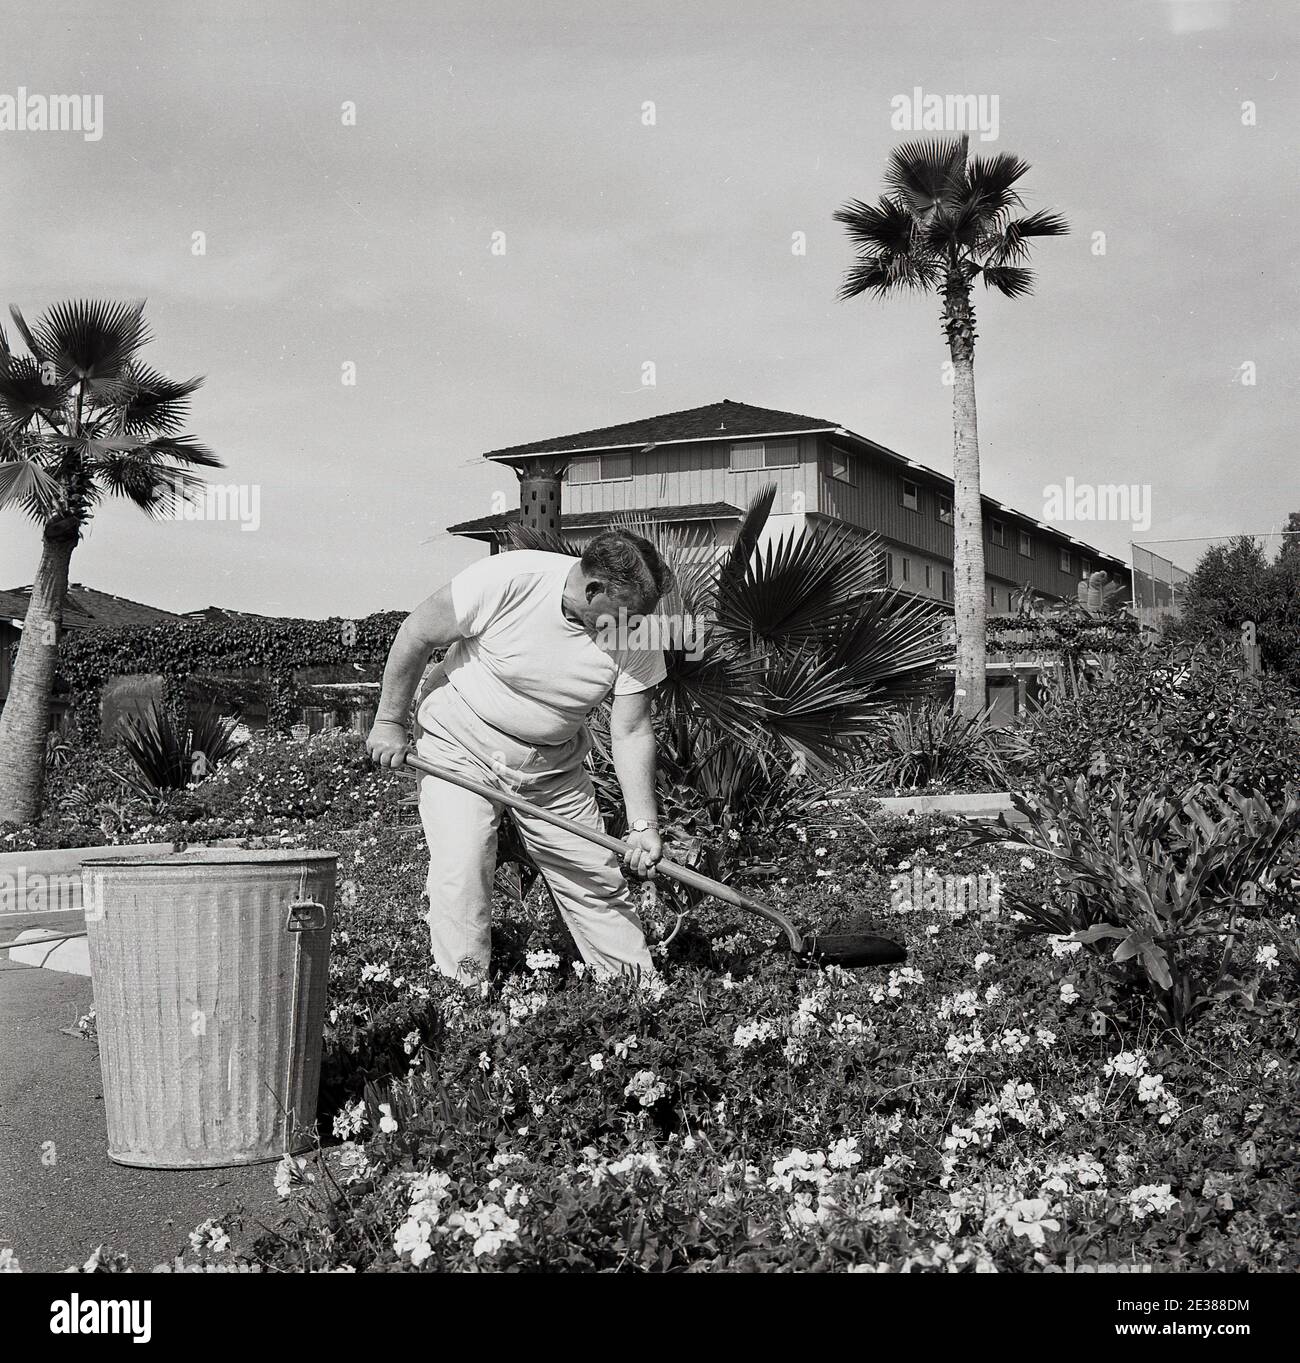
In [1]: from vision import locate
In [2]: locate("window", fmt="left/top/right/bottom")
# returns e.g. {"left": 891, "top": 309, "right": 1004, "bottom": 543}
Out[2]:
{"left": 1018, "top": 530, "right": 1032, "bottom": 558}
{"left": 1058, "top": 547, "right": 1072, "bottom": 574}
{"left": 826, "top": 448, "right": 856, "bottom": 484}
{"left": 1080, "top": 558, "right": 1090, "bottom": 578}
{"left": 567, "top": 453, "right": 632, "bottom": 483}
{"left": 941, "top": 570, "right": 952, "bottom": 602}
{"left": 925, "top": 564, "right": 933, "bottom": 590}
{"left": 730, "top": 439, "right": 798, "bottom": 471}
{"left": 989, "top": 519, "right": 1006, "bottom": 547}
{"left": 901, "top": 557, "right": 911, "bottom": 583}
{"left": 937, "top": 495, "right": 953, "bottom": 525}
{"left": 886, "top": 552, "right": 895, "bottom": 582}
{"left": 901, "top": 478, "right": 920, "bottom": 512}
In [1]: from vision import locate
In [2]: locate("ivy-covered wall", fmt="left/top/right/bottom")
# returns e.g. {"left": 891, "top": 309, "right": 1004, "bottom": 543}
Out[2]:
{"left": 55, "top": 612, "right": 407, "bottom": 736}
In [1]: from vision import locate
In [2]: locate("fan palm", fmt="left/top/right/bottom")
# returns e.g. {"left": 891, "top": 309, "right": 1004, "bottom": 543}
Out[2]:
{"left": 514, "top": 484, "right": 948, "bottom": 823}
{"left": 835, "top": 136, "right": 1068, "bottom": 719}
{"left": 0, "top": 299, "right": 221, "bottom": 824}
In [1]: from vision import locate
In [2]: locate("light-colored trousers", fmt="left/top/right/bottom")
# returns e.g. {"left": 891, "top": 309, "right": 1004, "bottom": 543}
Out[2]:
{"left": 414, "top": 678, "right": 654, "bottom": 982}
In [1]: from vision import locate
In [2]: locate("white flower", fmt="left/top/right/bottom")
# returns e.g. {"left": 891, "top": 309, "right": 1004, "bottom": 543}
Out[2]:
{"left": 378, "top": 1103, "right": 399, "bottom": 1134}
{"left": 188, "top": 1219, "right": 231, "bottom": 1254}
{"left": 1035, "top": 1028, "right": 1057, "bottom": 1048}
{"left": 273, "top": 1154, "right": 315, "bottom": 1200}
{"left": 1018, "top": 857, "right": 1037, "bottom": 871}
{"left": 393, "top": 1216, "right": 433, "bottom": 1265}
{"left": 332, "top": 1099, "right": 367, "bottom": 1139}
{"left": 733, "top": 1019, "right": 776, "bottom": 1049}
{"left": 1255, "top": 944, "right": 1278, "bottom": 971}
{"left": 1049, "top": 935, "right": 1082, "bottom": 958}
{"left": 1059, "top": 980, "right": 1079, "bottom": 1005}
{"left": 624, "top": 1070, "right": 668, "bottom": 1107}
{"left": 1105, "top": 1050, "right": 1149, "bottom": 1079}
{"left": 996, "top": 1198, "right": 1060, "bottom": 1247}
{"left": 827, "top": 1137, "right": 861, "bottom": 1170}
{"left": 973, "top": 952, "right": 994, "bottom": 972}
{"left": 815, "top": 847, "right": 827, "bottom": 857}
{"left": 588, "top": 1053, "right": 605, "bottom": 1071}
{"left": 444, "top": 1200, "right": 521, "bottom": 1257}
{"left": 526, "top": 949, "right": 562, "bottom": 972}
{"left": 0, "top": 1247, "right": 19, "bottom": 1272}
{"left": 1127, "top": 1184, "right": 1178, "bottom": 1220}
{"left": 612, "top": 1034, "right": 639, "bottom": 1059}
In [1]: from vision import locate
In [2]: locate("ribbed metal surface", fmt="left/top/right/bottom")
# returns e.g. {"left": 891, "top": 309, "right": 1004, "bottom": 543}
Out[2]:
{"left": 83, "top": 850, "right": 336, "bottom": 1169}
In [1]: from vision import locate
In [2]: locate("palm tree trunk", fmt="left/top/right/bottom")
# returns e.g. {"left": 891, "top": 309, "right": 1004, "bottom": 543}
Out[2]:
{"left": 944, "top": 277, "right": 987, "bottom": 720}
{"left": 0, "top": 520, "right": 78, "bottom": 825}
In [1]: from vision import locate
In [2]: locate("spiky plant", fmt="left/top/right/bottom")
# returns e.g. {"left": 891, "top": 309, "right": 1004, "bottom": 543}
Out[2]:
{"left": 513, "top": 485, "right": 948, "bottom": 826}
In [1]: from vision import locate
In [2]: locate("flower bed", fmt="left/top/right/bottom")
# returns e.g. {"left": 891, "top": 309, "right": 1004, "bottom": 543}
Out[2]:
{"left": 58, "top": 804, "right": 1299, "bottom": 1274}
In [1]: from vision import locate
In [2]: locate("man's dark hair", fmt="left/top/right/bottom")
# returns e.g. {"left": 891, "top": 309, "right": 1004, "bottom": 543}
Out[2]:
{"left": 580, "top": 529, "right": 675, "bottom": 614}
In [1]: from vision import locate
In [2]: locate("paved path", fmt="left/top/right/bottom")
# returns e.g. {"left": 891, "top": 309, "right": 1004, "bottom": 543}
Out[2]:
{"left": 0, "top": 956, "right": 286, "bottom": 1272}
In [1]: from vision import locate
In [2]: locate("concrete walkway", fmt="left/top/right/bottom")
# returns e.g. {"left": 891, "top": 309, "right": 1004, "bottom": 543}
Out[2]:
{"left": 0, "top": 955, "right": 287, "bottom": 1272}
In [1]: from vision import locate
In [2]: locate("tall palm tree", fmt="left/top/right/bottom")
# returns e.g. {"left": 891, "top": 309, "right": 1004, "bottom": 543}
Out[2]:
{"left": 0, "top": 299, "right": 220, "bottom": 824}
{"left": 835, "top": 136, "right": 1068, "bottom": 719}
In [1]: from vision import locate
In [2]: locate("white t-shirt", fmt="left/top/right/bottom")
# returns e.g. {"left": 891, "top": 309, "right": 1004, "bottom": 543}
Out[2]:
{"left": 430, "top": 550, "right": 666, "bottom": 745}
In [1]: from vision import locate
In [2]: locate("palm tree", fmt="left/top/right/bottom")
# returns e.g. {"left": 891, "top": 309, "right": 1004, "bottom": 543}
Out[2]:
{"left": 0, "top": 299, "right": 221, "bottom": 824}
{"left": 835, "top": 136, "right": 1068, "bottom": 719}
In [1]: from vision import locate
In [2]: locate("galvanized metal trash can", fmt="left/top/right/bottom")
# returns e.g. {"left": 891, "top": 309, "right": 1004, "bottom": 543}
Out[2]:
{"left": 82, "top": 848, "right": 336, "bottom": 1169}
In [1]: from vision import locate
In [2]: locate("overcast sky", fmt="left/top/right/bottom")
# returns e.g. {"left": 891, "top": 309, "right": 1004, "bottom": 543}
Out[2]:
{"left": 0, "top": 0, "right": 1294, "bottom": 617}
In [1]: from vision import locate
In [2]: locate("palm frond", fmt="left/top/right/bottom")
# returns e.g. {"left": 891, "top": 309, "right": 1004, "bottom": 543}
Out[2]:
{"left": 0, "top": 353, "right": 71, "bottom": 429}
{"left": 118, "top": 363, "right": 204, "bottom": 436}
{"left": 0, "top": 457, "right": 63, "bottom": 520}
{"left": 714, "top": 517, "right": 885, "bottom": 647}
{"left": 883, "top": 136, "right": 968, "bottom": 216}
{"left": 964, "top": 152, "right": 1031, "bottom": 209}
{"left": 716, "top": 484, "right": 776, "bottom": 606}
{"left": 24, "top": 299, "right": 151, "bottom": 396}
{"left": 506, "top": 524, "right": 583, "bottom": 555}
{"left": 95, "top": 456, "right": 204, "bottom": 517}
{"left": 986, "top": 209, "right": 1070, "bottom": 266}
{"left": 980, "top": 265, "right": 1037, "bottom": 298}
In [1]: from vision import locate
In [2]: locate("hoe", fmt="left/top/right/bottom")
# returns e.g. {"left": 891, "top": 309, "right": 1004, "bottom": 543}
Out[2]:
{"left": 401, "top": 752, "right": 906, "bottom": 969}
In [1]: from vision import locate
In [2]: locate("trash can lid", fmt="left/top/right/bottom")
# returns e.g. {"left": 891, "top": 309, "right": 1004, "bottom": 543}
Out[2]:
{"left": 83, "top": 848, "right": 339, "bottom": 868}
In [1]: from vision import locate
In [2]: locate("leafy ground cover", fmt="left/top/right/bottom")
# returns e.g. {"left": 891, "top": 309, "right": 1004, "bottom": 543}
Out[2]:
{"left": 57, "top": 801, "right": 1300, "bottom": 1274}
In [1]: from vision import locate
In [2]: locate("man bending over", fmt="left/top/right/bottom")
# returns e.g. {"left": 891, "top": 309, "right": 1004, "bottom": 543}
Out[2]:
{"left": 367, "top": 529, "right": 673, "bottom": 981}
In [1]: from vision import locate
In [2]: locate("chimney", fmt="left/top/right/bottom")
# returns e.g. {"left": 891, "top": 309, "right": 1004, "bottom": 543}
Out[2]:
{"left": 514, "top": 456, "right": 568, "bottom": 540}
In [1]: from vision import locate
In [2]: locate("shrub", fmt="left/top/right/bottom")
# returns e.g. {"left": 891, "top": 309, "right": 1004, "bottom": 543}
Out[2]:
{"left": 1005, "top": 639, "right": 1300, "bottom": 807}
{"left": 864, "top": 698, "right": 1009, "bottom": 792}
{"left": 973, "top": 778, "right": 1300, "bottom": 1032}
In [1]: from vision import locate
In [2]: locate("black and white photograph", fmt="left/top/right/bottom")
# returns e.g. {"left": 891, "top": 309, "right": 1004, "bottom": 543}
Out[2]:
{"left": 0, "top": 0, "right": 1295, "bottom": 1330}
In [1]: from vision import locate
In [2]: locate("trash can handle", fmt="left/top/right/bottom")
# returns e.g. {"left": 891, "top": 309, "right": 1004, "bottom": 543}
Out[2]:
{"left": 286, "top": 900, "right": 327, "bottom": 932}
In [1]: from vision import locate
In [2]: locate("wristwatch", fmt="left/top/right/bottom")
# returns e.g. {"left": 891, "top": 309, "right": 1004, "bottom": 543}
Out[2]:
{"left": 629, "top": 818, "right": 659, "bottom": 834}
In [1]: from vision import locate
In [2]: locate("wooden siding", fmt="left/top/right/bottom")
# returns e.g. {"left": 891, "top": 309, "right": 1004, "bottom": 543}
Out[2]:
{"left": 814, "top": 436, "right": 1122, "bottom": 602}
{"left": 559, "top": 436, "right": 818, "bottom": 519}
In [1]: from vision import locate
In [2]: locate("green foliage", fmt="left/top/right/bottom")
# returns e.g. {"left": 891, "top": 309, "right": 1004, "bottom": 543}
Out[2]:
{"left": 1167, "top": 532, "right": 1300, "bottom": 688}
{"left": 115, "top": 700, "right": 243, "bottom": 795}
{"left": 1005, "top": 638, "right": 1300, "bottom": 809}
{"left": 866, "top": 698, "right": 1009, "bottom": 792}
{"left": 973, "top": 778, "right": 1300, "bottom": 1033}
{"left": 55, "top": 612, "right": 405, "bottom": 731}
{"left": 88, "top": 809, "right": 1299, "bottom": 1273}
